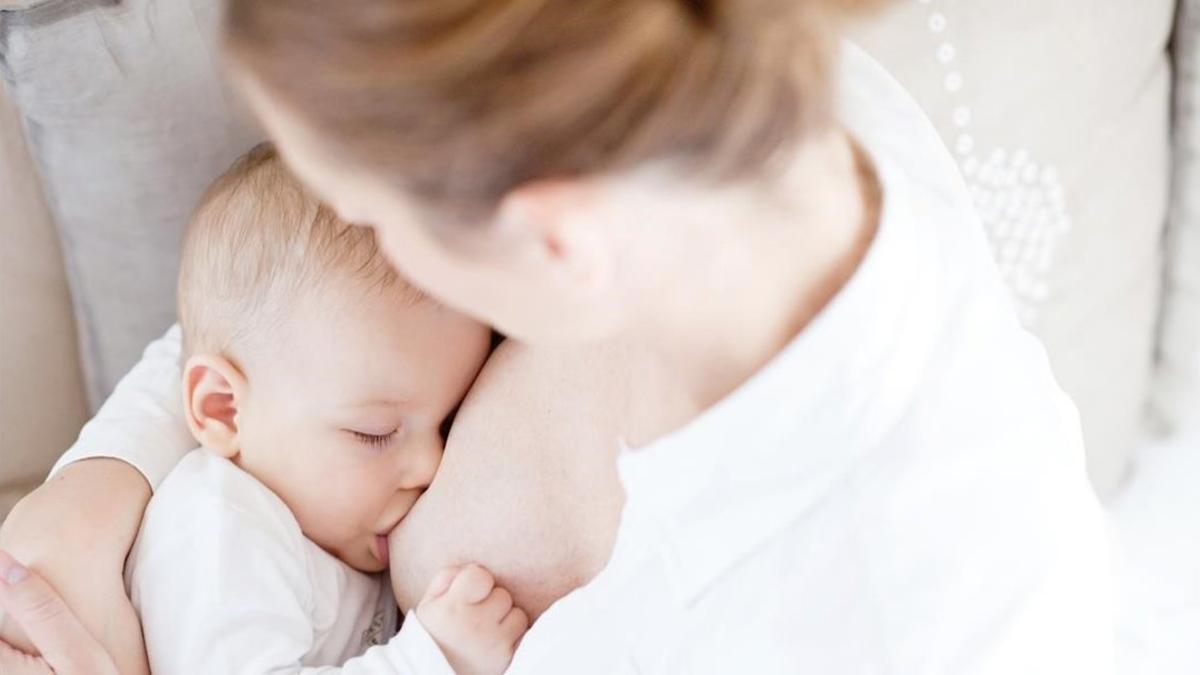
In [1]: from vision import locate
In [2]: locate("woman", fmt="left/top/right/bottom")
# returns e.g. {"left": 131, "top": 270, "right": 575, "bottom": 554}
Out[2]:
{"left": 0, "top": 1, "right": 1113, "bottom": 673}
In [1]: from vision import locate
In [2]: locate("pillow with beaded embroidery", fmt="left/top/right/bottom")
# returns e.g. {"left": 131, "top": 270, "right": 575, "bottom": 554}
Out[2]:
{"left": 853, "top": 0, "right": 1177, "bottom": 495}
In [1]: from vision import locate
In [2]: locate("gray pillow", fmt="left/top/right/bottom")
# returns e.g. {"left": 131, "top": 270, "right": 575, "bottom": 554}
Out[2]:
{"left": 0, "top": 0, "right": 262, "bottom": 408}
{"left": 1152, "top": 0, "right": 1200, "bottom": 435}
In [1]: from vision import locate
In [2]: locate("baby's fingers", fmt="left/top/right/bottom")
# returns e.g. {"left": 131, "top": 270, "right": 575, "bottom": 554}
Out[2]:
{"left": 477, "top": 586, "right": 514, "bottom": 623}
{"left": 422, "top": 566, "right": 461, "bottom": 602}
{"left": 445, "top": 564, "right": 495, "bottom": 604}
{"left": 500, "top": 606, "right": 530, "bottom": 643}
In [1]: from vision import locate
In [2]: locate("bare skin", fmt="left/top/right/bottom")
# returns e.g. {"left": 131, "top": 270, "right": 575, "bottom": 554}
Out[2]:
{"left": 0, "top": 459, "right": 149, "bottom": 675}
{"left": 388, "top": 339, "right": 692, "bottom": 617}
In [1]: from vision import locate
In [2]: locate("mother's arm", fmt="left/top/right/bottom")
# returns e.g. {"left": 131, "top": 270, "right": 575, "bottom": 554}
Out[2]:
{"left": 0, "top": 459, "right": 149, "bottom": 675}
{"left": 0, "top": 325, "right": 196, "bottom": 674}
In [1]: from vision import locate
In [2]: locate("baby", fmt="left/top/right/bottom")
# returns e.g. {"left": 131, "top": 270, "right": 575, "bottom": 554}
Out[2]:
{"left": 125, "top": 144, "right": 526, "bottom": 675}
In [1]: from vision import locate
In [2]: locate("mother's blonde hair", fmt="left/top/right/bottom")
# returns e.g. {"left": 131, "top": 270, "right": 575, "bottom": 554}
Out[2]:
{"left": 224, "top": 0, "right": 886, "bottom": 222}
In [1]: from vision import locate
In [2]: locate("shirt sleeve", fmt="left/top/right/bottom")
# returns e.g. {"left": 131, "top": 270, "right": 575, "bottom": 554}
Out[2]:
{"left": 48, "top": 323, "right": 195, "bottom": 490}
{"left": 301, "top": 615, "right": 458, "bottom": 675}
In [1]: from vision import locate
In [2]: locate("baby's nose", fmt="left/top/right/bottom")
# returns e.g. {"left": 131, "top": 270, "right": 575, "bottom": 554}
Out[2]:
{"left": 398, "top": 431, "right": 444, "bottom": 490}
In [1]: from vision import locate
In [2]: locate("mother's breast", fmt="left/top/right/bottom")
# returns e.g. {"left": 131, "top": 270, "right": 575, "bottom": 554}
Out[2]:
{"left": 387, "top": 341, "right": 625, "bottom": 617}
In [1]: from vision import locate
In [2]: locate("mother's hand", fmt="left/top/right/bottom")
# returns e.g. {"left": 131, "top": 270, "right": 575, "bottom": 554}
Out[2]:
{"left": 0, "top": 551, "right": 116, "bottom": 675}
{"left": 0, "top": 459, "right": 151, "bottom": 675}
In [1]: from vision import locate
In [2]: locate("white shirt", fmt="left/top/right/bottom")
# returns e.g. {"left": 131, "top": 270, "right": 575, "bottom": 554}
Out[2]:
{"left": 125, "top": 449, "right": 454, "bottom": 675}
{"left": 55, "top": 43, "right": 1114, "bottom": 673}
{"left": 493, "top": 43, "right": 1114, "bottom": 675}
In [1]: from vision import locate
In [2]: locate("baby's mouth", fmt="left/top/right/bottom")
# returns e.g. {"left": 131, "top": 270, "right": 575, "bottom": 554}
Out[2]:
{"left": 374, "top": 534, "right": 390, "bottom": 566}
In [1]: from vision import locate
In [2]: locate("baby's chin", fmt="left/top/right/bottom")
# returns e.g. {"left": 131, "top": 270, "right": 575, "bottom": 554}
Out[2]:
{"left": 322, "top": 538, "right": 388, "bottom": 575}
{"left": 354, "top": 557, "right": 388, "bottom": 575}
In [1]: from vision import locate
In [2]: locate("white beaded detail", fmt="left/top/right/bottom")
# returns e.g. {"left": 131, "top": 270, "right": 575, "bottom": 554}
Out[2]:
{"left": 913, "top": 1, "right": 1072, "bottom": 328}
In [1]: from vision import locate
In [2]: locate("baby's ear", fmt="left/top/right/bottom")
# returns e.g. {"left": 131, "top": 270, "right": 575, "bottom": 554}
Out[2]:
{"left": 182, "top": 354, "right": 248, "bottom": 459}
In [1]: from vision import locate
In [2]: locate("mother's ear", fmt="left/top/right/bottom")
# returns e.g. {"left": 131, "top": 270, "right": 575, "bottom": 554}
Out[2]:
{"left": 495, "top": 179, "right": 612, "bottom": 296}
{"left": 182, "top": 354, "right": 248, "bottom": 459}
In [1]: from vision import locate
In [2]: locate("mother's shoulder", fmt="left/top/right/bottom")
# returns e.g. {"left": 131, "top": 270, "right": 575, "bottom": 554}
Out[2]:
{"left": 453, "top": 340, "right": 634, "bottom": 442}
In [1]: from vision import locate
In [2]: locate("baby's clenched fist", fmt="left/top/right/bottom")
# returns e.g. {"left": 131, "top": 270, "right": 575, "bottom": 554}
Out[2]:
{"left": 416, "top": 564, "right": 529, "bottom": 675}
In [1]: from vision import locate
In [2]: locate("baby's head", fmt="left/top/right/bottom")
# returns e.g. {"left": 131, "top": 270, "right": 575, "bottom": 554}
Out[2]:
{"left": 178, "top": 143, "right": 491, "bottom": 573}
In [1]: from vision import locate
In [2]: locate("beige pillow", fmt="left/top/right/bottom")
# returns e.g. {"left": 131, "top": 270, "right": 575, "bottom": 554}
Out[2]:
{"left": 0, "top": 78, "right": 87, "bottom": 517}
{"left": 854, "top": 0, "right": 1176, "bottom": 496}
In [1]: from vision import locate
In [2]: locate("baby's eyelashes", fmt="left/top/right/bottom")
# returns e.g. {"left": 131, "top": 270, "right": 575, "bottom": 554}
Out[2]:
{"left": 347, "top": 428, "right": 399, "bottom": 449}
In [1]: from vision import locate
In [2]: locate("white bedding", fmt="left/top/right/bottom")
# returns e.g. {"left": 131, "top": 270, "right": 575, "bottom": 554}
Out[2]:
{"left": 1111, "top": 433, "right": 1200, "bottom": 675}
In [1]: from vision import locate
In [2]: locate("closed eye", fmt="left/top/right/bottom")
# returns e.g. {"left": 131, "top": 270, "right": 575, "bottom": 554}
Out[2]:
{"left": 349, "top": 429, "right": 397, "bottom": 449}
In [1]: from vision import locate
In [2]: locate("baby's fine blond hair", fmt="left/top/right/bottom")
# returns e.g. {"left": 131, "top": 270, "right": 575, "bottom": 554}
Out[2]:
{"left": 178, "top": 143, "right": 418, "bottom": 358}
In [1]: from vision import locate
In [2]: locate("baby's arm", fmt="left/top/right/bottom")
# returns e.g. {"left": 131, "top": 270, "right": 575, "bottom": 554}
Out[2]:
{"left": 300, "top": 565, "right": 529, "bottom": 675}
{"left": 270, "top": 568, "right": 529, "bottom": 675}
{"left": 414, "top": 564, "right": 531, "bottom": 675}
{"left": 0, "top": 324, "right": 193, "bottom": 675}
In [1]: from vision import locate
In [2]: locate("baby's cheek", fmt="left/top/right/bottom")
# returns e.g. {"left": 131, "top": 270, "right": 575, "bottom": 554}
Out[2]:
{"left": 293, "top": 484, "right": 370, "bottom": 545}
{"left": 292, "top": 506, "right": 347, "bottom": 549}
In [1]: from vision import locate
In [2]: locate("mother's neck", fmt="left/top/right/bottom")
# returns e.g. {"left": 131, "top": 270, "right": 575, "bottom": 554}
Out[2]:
{"left": 616, "top": 128, "right": 880, "bottom": 445}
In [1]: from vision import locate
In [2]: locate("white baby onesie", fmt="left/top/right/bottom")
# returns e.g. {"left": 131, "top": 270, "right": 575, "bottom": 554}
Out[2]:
{"left": 126, "top": 449, "right": 453, "bottom": 674}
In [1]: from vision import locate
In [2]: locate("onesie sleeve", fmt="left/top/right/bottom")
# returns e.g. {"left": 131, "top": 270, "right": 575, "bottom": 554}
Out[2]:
{"left": 49, "top": 323, "right": 195, "bottom": 490}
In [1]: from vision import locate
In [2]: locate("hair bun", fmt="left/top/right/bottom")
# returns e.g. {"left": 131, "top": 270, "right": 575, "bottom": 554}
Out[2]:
{"left": 676, "top": 0, "right": 805, "bottom": 38}
{"left": 679, "top": 0, "right": 717, "bottom": 23}
{"left": 679, "top": 0, "right": 885, "bottom": 30}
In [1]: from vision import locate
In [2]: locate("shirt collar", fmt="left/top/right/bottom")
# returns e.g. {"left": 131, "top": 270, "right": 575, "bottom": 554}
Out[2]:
{"left": 616, "top": 45, "right": 951, "bottom": 606}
